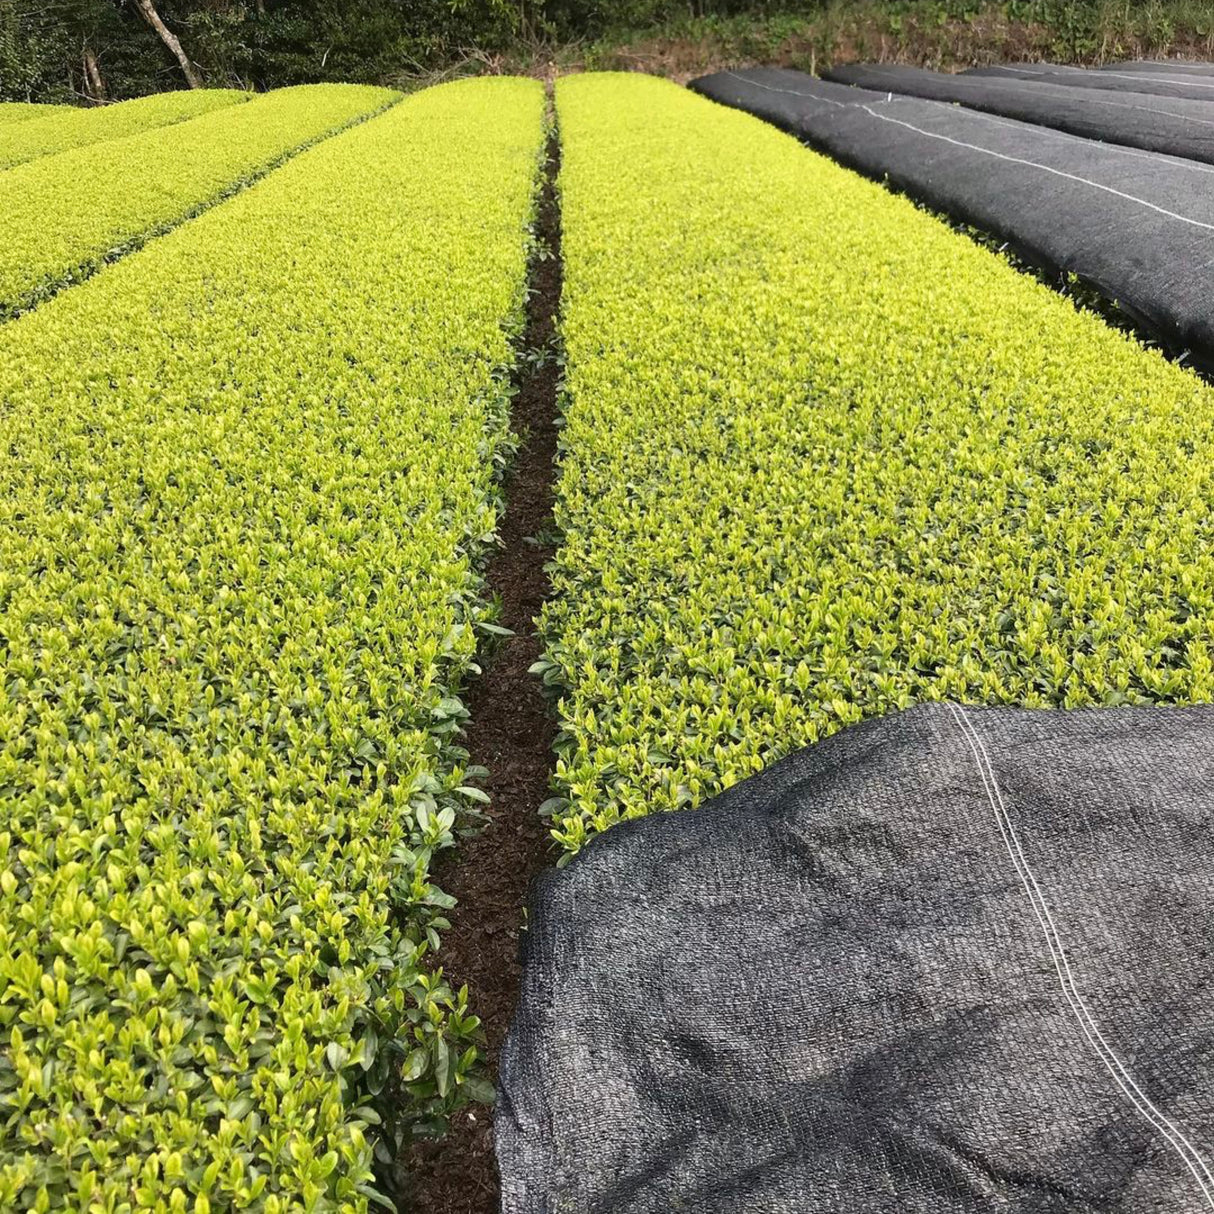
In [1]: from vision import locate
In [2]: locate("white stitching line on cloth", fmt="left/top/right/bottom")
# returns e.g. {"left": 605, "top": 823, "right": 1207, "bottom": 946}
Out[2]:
{"left": 947, "top": 703, "right": 1214, "bottom": 1206}
{"left": 957, "top": 107, "right": 1214, "bottom": 178}
{"left": 722, "top": 70, "right": 850, "bottom": 107}
{"left": 726, "top": 70, "right": 1214, "bottom": 179}
{"left": 849, "top": 63, "right": 1214, "bottom": 132}
{"left": 1091, "top": 68, "right": 1214, "bottom": 91}
{"left": 978, "top": 63, "right": 1214, "bottom": 92}
{"left": 995, "top": 64, "right": 1214, "bottom": 92}
{"left": 855, "top": 104, "right": 1214, "bottom": 233}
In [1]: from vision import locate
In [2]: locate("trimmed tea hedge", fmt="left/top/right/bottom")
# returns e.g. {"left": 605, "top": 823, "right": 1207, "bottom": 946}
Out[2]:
{"left": 541, "top": 72, "right": 1214, "bottom": 855}
{"left": 0, "top": 89, "right": 246, "bottom": 170}
{"left": 0, "top": 102, "right": 70, "bottom": 124}
{"left": 0, "top": 75, "right": 544, "bottom": 1209}
{"left": 0, "top": 83, "right": 398, "bottom": 319}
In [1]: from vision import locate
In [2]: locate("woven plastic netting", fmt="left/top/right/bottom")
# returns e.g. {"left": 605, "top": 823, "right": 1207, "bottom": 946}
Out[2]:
{"left": 823, "top": 62, "right": 1214, "bottom": 163}
{"left": 498, "top": 703, "right": 1214, "bottom": 1212}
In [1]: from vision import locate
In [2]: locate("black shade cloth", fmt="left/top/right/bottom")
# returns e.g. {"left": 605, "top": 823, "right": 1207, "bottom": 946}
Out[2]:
{"left": 1101, "top": 59, "right": 1214, "bottom": 77}
{"left": 965, "top": 61, "right": 1214, "bottom": 101}
{"left": 687, "top": 68, "right": 1214, "bottom": 370}
{"left": 822, "top": 62, "right": 1214, "bottom": 163}
{"left": 497, "top": 702, "right": 1214, "bottom": 1212}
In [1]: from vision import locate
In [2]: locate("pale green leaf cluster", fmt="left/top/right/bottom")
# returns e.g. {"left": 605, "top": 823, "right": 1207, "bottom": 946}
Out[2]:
{"left": 0, "top": 90, "right": 246, "bottom": 170}
{"left": 0, "top": 103, "right": 71, "bottom": 125}
{"left": 0, "top": 84, "right": 399, "bottom": 320}
{"left": 0, "top": 75, "right": 544, "bottom": 1210}
{"left": 543, "top": 72, "right": 1214, "bottom": 855}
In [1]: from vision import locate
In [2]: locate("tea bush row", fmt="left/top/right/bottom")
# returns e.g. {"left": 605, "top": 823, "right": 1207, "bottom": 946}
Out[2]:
{"left": 540, "top": 72, "right": 1214, "bottom": 855}
{"left": 0, "top": 76, "right": 545, "bottom": 1210}
{"left": 0, "top": 89, "right": 245, "bottom": 170}
{"left": 0, "top": 101, "right": 70, "bottom": 124}
{"left": 0, "top": 84, "right": 398, "bottom": 320}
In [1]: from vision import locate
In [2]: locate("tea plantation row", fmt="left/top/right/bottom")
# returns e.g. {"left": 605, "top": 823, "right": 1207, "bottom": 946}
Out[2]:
{"left": 0, "top": 84, "right": 397, "bottom": 319}
{"left": 0, "top": 77, "right": 544, "bottom": 1210}
{"left": 538, "top": 73, "right": 1214, "bottom": 854}
{"left": 0, "top": 90, "right": 244, "bottom": 171}
{"left": 0, "top": 102, "right": 71, "bottom": 125}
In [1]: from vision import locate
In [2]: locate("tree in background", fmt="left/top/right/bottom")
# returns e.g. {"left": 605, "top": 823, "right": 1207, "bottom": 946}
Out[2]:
{"left": 0, "top": 0, "right": 184, "bottom": 100}
{"left": 8, "top": 2, "right": 1210, "bottom": 103}
{"left": 2, "top": 0, "right": 753, "bottom": 100}
{"left": 131, "top": 0, "right": 201, "bottom": 86}
{"left": 0, "top": 0, "right": 523, "bottom": 99}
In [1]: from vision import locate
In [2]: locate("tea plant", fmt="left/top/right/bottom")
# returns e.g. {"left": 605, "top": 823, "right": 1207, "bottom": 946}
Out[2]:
{"left": 0, "top": 102, "right": 70, "bottom": 124}
{"left": 0, "top": 84, "right": 398, "bottom": 319}
{"left": 0, "top": 89, "right": 245, "bottom": 170}
{"left": 542, "top": 72, "right": 1214, "bottom": 855}
{"left": 0, "top": 75, "right": 544, "bottom": 1209}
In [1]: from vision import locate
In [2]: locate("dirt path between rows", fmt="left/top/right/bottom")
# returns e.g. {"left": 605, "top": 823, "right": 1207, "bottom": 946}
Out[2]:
{"left": 403, "top": 95, "right": 563, "bottom": 1214}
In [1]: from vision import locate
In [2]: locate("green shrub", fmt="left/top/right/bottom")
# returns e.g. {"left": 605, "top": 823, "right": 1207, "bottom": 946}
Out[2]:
{"left": 0, "top": 83, "right": 398, "bottom": 320}
{"left": 0, "top": 89, "right": 247, "bottom": 171}
{"left": 0, "top": 101, "right": 68, "bottom": 123}
{"left": 0, "top": 74, "right": 544, "bottom": 1209}
{"left": 541, "top": 72, "right": 1214, "bottom": 855}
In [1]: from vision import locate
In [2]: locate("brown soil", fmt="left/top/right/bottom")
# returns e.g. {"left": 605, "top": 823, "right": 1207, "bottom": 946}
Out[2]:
{"left": 402, "top": 99, "right": 563, "bottom": 1214}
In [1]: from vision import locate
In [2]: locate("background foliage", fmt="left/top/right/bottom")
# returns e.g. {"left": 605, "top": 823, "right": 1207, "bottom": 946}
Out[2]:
{"left": 5, "top": 1, "right": 1214, "bottom": 103}
{"left": 0, "top": 0, "right": 515, "bottom": 100}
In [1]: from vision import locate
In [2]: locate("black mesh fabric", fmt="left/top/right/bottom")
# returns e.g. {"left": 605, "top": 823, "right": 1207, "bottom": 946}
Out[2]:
{"left": 687, "top": 68, "right": 1214, "bottom": 370}
{"left": 823, "top": 62, "right": 1214, "bottom": 162}
{"left": 496, "top": 703, "right": 1214, "bottom": 1212}
{"left": 1101, "top": 60, "right": 1214, "bottom": 77}
{"left": 965, "top": 62, "right": 1214, "bottom": 101}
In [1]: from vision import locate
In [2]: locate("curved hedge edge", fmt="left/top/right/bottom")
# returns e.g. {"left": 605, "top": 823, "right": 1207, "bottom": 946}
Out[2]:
{"left": 0, "top": 88, "right": 403, "bottom": 324}
{"left": 0, "top": 102, "right": 73, "bottom": 125}
{"left": 0, "top": 89, "right": 250, "bottom": 172}
{"left": 370, "top": 95, "right": 564, "bottom": 1198}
